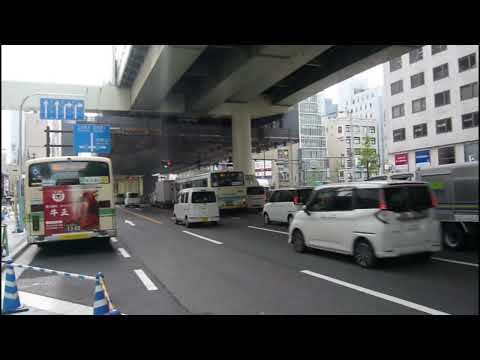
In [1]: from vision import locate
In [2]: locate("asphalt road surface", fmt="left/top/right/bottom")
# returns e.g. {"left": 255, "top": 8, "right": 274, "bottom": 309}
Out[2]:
{"left": 13, "top": 205, "right": 479, "bottom": 315}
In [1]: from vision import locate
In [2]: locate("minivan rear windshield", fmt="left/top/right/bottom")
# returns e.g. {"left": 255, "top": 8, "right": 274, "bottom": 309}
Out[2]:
{"left": 384, "top": 185, "right": 432, "bottom": 212}
{"left": 191, "top": 191, "right": 216, "bottom": 203}
{"left": 128, "top": 193, "right": 139, "bottom": 198}
{"left": 247, "top": 186, "right": 265, "bottom": 195}
{"left": 296, "top": 189, "right": 313, "bottom": 204}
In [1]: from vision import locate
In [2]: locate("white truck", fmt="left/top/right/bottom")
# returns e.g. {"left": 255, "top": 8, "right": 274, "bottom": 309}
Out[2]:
{"left": 150, "top": 179, "right": 176, "bottom": 208}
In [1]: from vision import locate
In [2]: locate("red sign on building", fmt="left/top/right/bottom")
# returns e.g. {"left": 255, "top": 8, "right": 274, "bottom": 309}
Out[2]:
{"left": 43, "top": 185, "right": 100, "bottom": 236}
{"left": 394, "top": 153, "right": 409, "bottom": 166}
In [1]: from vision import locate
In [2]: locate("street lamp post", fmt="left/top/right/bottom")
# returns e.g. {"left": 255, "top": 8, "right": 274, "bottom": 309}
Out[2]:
{"left": 15, "top": 92, "right": 86, "bottom": 233}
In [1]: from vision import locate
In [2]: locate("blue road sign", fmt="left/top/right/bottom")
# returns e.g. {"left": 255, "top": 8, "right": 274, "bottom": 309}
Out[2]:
{"left": 40, "top": 98, "right": 85, "bottom": 120}
{"left": 73, "top": 124, "right": 111, "bottom": 154}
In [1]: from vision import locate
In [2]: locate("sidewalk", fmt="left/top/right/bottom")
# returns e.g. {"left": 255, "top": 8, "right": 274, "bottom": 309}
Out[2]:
{"left": 1, "top": 207, "right": 29, "bottom": 262}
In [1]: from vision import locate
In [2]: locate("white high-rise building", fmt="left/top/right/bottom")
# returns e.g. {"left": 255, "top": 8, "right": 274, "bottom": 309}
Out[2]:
{"left": 383, "top": 45, "right": 478, "bottom": 172}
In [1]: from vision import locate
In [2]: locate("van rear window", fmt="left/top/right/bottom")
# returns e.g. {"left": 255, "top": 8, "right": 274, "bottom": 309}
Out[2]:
{"left": 191, "top": 192, "right": 216, "bottom": 203}
{"left": 384, "top": 185, "right": 432, "bottom": 212}
{"left": 247, "top": 186, "right": 265, "bottom": 195}
{"left": 355, "top": 189, "right": 380, "bottom": 209}
{"left": 296, "top": 189, "right": 313, "bottom": 204}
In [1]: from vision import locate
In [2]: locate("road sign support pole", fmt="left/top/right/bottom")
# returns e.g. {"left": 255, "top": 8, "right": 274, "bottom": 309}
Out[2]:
{"left": 45, "top": 126, "right": 50, "bottom": 157}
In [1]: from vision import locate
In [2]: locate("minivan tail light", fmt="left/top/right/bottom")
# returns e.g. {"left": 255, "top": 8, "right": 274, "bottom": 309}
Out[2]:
{"left": 379, "top": 190, "right": 388, "bottom": 210}
{"left": 431, "top": 193, "right": 438, "bottom": 208}
{"left": 293, "top": 196, "right": 300, "bottom": 205}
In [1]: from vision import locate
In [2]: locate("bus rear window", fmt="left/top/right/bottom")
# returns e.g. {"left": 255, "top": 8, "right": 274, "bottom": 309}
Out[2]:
{"left": 29, "top": 161, "right": 110, "bottom": 187}
{"left": 210, "top": 172, "right": 244, "bottom": 187}
{"left": 247, "top": 186, "right": 265, "bottom": 195}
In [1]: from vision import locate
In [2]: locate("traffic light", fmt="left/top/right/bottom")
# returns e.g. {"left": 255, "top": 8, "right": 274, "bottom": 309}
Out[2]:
{"left": 162, "top": 160, "right": 173, "bottom": 169}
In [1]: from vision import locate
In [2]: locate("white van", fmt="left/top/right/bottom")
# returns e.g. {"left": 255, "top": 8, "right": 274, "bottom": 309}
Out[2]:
{"left": 124, "top": 192, "right": 141, "bottom": 207}
{"left": 263, "top": 187, "right": 314, "bottom": 225}
{"left": 173, "top": 188, "right": 220, "bottom": 227}
{"left": 246, "top": 186, "right": 266, "bottom": 212}
{"left": 289, "top": 181, "right": 441, "bottom": 268}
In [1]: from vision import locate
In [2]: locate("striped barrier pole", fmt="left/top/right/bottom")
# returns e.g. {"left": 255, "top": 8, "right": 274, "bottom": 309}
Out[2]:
{"left": 0, "top": 261, "right": 96, "bottom": 281}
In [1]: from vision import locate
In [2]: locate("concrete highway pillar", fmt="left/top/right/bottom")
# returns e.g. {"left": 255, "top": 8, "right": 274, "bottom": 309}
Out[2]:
{"left": 231, "top": 110, "right": 253, "bottom": 175}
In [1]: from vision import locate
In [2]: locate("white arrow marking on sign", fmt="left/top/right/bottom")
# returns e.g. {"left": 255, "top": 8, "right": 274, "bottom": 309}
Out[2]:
{"left": 74, "top": 103, "right": 84, "bottom": 120}
{"left": 89, "top": 132, "right": 95, "bottom": 152}
{"left": 54, "top": 101, "right": 60, "bottom": 119}
{"left": 63, "top": 102, "right": 72, "bottom": 119}
{"left": 43, "top": 100, "right": 48, "bottom": 117}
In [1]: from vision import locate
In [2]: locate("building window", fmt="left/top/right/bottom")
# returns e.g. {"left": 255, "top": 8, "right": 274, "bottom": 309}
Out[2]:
{"left": 462, "top": 111, "right": 479, "bottom": 129}
{"left": 368, "top": 126, "right": 375, "bottom": 134}
{"left": 345, "top": 125, "right": 351, "bottom": 133}
{"left": 460, "top": 82, "right": 478, "bottom": 101}
{"left": 353, "top": 125, "right": 359, "bottom": 133}
{"left": 354, "top": 148, "right": 361, "bottom": 155}
{"left": 435, "top": 90, "right": 450, "bottom": 107}
{"left": 370, "top": 137, "right": 376, "bottom": 145}
{"left": 438, "top": 146, "right": 455, "bottom": 165}
{"left": 412, "top": 97, "right": 427, "bottom": 113}
{"left": 338, "top": 126, "right": 343, "bottom": 134}
{"left": 464, "top": 142, "right": 479, "bottom": 162}
{"left": 410, "top": 72, "right": 425, "bottom": 89}
{"left": 354, "top": 137, "right": 360, "bottom": 145}
{"left": 390, "top": 57, "right": 402, "bottom": 72}
{"left": 413, "top": 123, "right": 428, "bottom": 138}
{"left": 459, "top": 53, "right": 476, "bottom": 73}
{"left": 431, "top": 45, "right": 447, "bottom": 55}
{"left": 390, "top": 80, "right": 403, "bottom": 95}
{"left": 433, "top": 63, "right": 449, "bottom": 81}
{"left": 393, "top": 128, "right": 406, "bottom": 142}
{"left": 392, "top": 104, "right": 405, "bottom": 118}
{"left": 436, "top": 118, "right": 452, "bottom": 134}
{"left": 409, "top": 48, "right": 423, "bottom": 64}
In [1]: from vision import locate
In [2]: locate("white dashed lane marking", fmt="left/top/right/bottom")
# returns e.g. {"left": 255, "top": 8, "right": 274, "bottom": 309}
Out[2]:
{"left": 134, "top": 269, "right": 158, "bottom": 291}
{"left": 431, "top": 257, "right": 478, "bottom": 267}
{"left": 182, "top": 231, "right": 223, "bottom": 245}
{"left": 301, "top": 270, "right": 450, "bottom": 315}
{"left": 117, "top": 248, "right": 131, "bottom": 258}
{"left": 111, "top": 237, "right": 118, "bottom": 243}
{"left": 248, "top": 226, "right": 289, "bottom": 235}
{"left": 124, "top": 220, "right": 136, "bottom": 227}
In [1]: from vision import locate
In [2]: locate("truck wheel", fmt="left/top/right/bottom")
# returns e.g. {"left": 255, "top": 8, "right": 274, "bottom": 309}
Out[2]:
{"left": 443, "top": 223, "right": 466, "bottom": 250}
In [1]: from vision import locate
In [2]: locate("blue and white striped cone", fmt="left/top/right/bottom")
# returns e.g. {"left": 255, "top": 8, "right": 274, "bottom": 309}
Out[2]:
{"left": 2, "top": 259, "right": 29, "bottom": 314}
{"left": 93, "top": 272, "right": 110, "bottom": 315}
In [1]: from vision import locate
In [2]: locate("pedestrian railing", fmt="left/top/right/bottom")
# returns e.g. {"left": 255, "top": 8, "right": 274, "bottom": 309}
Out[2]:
{"left": 1, "top": 258, "right": 121, "bottom": 315}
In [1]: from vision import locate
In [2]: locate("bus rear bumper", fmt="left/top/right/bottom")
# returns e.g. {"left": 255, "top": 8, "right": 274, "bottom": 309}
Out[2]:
{"left": 28, "top": 229, "right": 117, "bottom": 244}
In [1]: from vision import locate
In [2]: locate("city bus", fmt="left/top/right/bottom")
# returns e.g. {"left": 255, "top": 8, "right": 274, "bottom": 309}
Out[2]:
{"left": 24, "top": 156, "right": 117, "bottom": 246}
{"left": 175, "top": 170, "right": 246, "bottom": 210}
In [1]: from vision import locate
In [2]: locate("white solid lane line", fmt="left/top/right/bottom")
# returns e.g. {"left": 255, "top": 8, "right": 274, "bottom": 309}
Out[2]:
{"left": 111, "top": 237, "right": 118, "bottom": 243}
{"left": 300, "top": 270, "right": 449, "bottom": 315}
{"left": 125, "top": 220, "right": 135, "bottom": 226}
{"left": 118, "top": 248, "right": 131, "bottom": 258}
{"left": 134, "top": 269, "right": 158, "bottom": 291}
{"left": 431, "top": 257, "right": 478, "bottom": 267}
{"left": 248, "top": 226, "right": 289, "bottom": 235}
{"left": 182, "top": 231, "right": 223, "bottom": 245}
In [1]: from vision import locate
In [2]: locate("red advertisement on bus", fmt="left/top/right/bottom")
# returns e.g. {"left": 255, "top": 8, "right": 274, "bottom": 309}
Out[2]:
{"left": 43, "top": 185, "right": 100, "bottom": 236}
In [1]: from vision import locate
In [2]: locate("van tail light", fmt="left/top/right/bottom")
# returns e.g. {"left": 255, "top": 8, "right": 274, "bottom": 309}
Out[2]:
{"left": 379, "top": 190, "right": 388, "bottom": 210}
{"left": 293, "top": 196, "right": 300, "bottom": 205}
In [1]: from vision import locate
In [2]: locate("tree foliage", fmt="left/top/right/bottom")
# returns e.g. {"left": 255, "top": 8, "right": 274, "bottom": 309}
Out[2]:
{"left": 359, "top": 136, "right": 379, "bottom": 178}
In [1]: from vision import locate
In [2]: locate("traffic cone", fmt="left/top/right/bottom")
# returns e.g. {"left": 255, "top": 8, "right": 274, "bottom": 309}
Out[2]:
{"left": 93, "top": 272, "right": 110, "bottom": 315}
{"left": 2, "top": 259, "right": 29, "bottom": 314}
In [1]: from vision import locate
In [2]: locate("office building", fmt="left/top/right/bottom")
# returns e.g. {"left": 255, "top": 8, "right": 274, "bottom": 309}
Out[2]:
{"left": 383, "top": 45, "right": 478, "bottom": 172}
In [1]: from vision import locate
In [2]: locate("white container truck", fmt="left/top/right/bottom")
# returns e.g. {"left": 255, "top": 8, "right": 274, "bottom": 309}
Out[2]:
{"left": 151, "top": 179, "right": 176, "bottom": 208}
